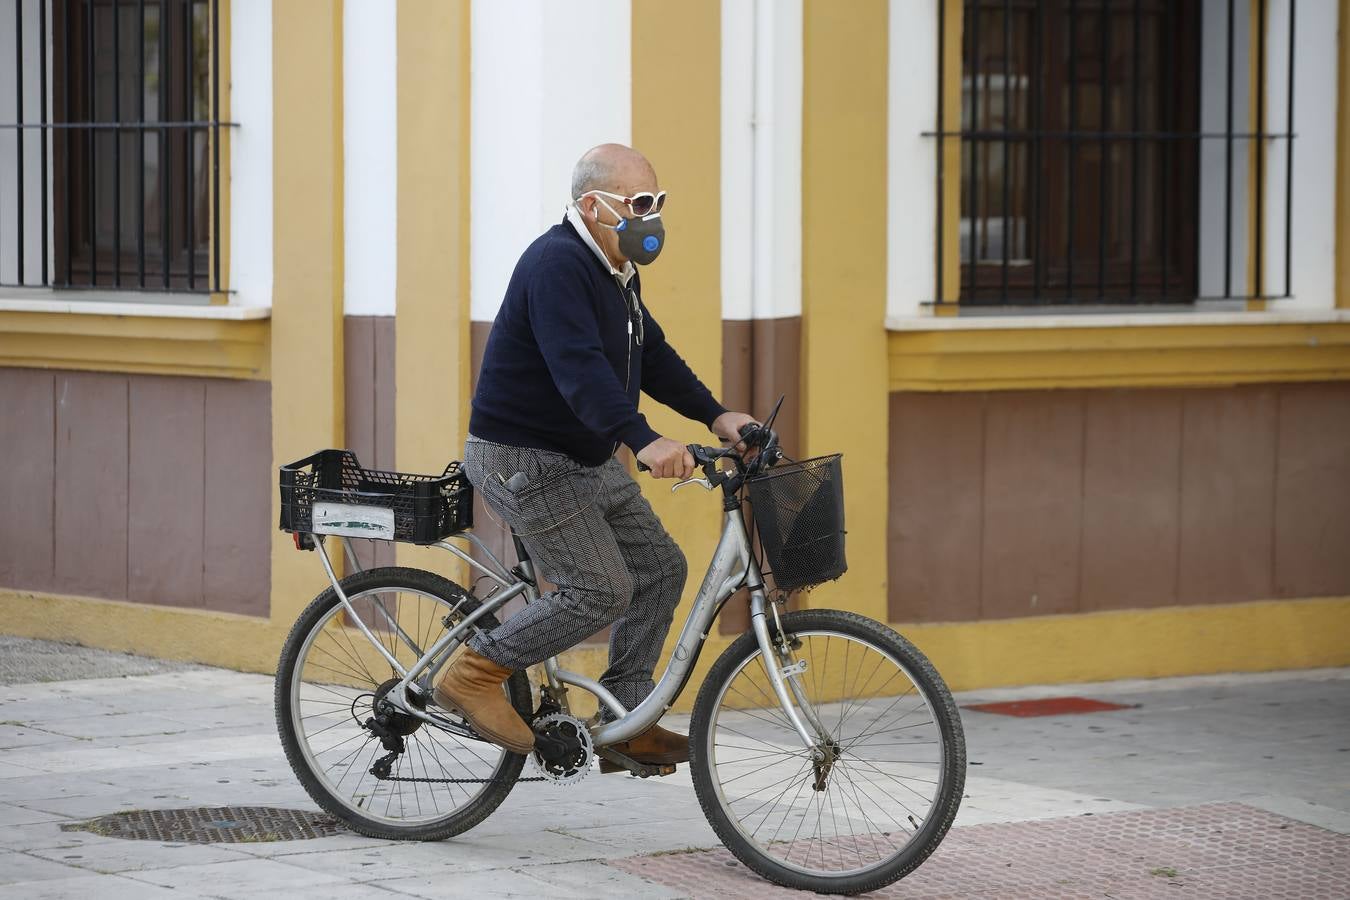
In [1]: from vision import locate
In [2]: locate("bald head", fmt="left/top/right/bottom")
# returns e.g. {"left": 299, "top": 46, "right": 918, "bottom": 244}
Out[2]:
{"left": 571, "top": 143, "right": 657, "bottom": 200}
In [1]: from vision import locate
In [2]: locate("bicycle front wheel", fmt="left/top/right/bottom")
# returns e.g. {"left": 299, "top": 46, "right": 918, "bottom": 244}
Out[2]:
{"left": 689, "top": 609, "right": 966, "bottom": 894}
{"left": 275, "top": 565, "right": 532, "bottom": 841}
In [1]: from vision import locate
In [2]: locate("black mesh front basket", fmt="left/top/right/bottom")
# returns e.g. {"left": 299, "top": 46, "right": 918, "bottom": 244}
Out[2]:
{"left": 279, "top": 449, "right": 472, "bottom": 545}
{"left": 746, "top": 454, "right": 846, "bottom": 592}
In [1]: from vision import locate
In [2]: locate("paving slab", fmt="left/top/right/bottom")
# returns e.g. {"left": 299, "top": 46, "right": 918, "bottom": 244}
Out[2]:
{"left": 0, "top": 873, "right": 215, "bottom": 900}
{"left": 0, "top": 644, "right": 1347, "bottom": 897}
{"left": 22, "top": 835, "right": 253, "bottom": 874}
{"left": 0, "top": 849, "right": 89, "bottom": 884}
{"left": 370, "top": 866, "right": 587, "bottom": 899}
{"left": 611, "top": 803, "right": 1350, "bottom": 899}
{"left": 506, "top": 858, "right": 686, "bottom": 898}
{"left": 119, "top": 857, "right": 355, "bottom": 897}
{"left": 0, "top": 802, "right": 72, "bottom": 827}
{"left": 270, "top": 830, "right": 612, "bottom": 881}
{"left": 0, "top": 725, "right": 77, "bottom": 751}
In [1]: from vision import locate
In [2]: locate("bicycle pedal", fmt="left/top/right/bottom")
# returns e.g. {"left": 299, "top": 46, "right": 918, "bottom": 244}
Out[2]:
{"left": 597, "top": 751, "right": 677, "bottom": 778}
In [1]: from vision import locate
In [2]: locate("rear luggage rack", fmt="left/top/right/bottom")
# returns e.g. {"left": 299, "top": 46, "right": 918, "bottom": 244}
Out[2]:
{"left": 279, "top": 449, "right": 473, "bottom": 545}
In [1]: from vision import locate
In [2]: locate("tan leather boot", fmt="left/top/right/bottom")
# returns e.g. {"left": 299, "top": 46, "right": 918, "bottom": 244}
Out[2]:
{"left": 600, "top": 723, "right": 690, "bottom": 773}
{"left": 431, "top": 648, "right": 534, "bottom": 755}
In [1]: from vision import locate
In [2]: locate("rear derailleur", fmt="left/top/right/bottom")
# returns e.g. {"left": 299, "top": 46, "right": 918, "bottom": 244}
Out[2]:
{"left": 365, "top": 677, "right": 427, "bottom": 779}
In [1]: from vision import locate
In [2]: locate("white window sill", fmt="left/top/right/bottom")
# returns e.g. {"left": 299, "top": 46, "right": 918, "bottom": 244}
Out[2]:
{"left": 887, "top": 308, "right": 1350, "bottom": 332}
{"left": 0, "top": 290, "right": 270, "bottom": 321}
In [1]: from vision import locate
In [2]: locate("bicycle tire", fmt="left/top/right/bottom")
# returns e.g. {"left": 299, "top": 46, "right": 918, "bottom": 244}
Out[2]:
{"left": 689, "top": 609, "right": 966, "bottom": 894}
{"left": 275, "top": 565, "right": 532, "bottom": 841}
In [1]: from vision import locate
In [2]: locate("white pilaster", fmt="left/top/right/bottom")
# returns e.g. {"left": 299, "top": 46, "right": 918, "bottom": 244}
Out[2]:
{"left": 470, "top": 0, "right": 631, "bottom": 324}
{"left": 343, "top": 0, "right": 397, "bottom": 316}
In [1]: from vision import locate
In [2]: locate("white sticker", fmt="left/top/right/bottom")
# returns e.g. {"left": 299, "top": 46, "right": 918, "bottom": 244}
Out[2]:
{"left": 312, "top": 502, "right": 396, "bottom": 540}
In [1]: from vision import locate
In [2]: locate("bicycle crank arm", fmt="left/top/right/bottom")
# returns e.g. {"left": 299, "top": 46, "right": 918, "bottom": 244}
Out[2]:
{"left": 595, "top": 747, "right": 677, "bottom": 778}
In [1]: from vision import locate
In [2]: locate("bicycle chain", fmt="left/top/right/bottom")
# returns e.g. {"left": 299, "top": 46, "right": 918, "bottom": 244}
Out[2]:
{"left": 368, "top": 746, "right": 546, "bottom": 784}
{"left": 376, "top": 772, "right": 547, "bottom": 784}
{"left": 356, "top": 695, "right": 550, "bottom": 784}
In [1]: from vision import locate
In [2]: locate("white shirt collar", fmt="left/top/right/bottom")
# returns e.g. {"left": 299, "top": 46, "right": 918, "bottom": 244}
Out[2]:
{"left": 566, "top": 204, "right": 635, "bottom": 286}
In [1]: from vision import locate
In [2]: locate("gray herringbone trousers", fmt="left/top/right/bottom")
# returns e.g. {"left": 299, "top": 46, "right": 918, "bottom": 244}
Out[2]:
{"left": 462, "top": 435, "right": 687, "bottom": 711}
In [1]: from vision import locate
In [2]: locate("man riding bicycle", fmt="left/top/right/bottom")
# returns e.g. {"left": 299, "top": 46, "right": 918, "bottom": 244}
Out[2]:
{"left": 432, "top": 143, "right": 757, "bottom": 766}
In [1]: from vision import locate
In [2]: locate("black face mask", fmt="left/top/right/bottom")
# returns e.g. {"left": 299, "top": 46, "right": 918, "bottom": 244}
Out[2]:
{"left": 585, "top": 195, "right": 666, "bottom": 265}
{"left": 613, "top": 212, "right": 665, "bottom": 265}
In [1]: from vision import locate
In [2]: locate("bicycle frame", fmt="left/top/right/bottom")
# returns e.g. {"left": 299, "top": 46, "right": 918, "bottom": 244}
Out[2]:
{"left": 310, "top": 499, "right": 825, "bottom": 756}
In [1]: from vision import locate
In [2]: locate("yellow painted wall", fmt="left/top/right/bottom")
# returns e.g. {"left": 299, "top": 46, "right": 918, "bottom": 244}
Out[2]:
{"left": 6, "top": 0, "right": 1350, "bottom": 705}
{"left": 268, "top": 0, "right": 344, "bottom": 629}
{"left": 5, "top": 588, "right": 1346, "bottom": 706}
{"left": 393, "top": 0, "right": 473, "bottom": 585}
{"left": 606, "top": 0, "right": 740, "bottom": 712}
{"left": 888, "top": 320, "right": 1350, "bottom": 391}
{"left": 902, "top": 597, "right": 1350, "bottom": 692}
{"left": 0, "top": 311, "right": 269, "bottom": 380}
{"left": 630, "top": 0, "right": 725, "bottom": 625}
{"left": 799, "top": 0, "right": 891, "bottom": 623}
{"left": 1339, "top": 0, "right": 1350, "bottom": 309}
{"left": 939, "top": 0, "right": 963, "bottom": 308}
{"left": 214, "top": 0, "right": 233, "bottom": 299}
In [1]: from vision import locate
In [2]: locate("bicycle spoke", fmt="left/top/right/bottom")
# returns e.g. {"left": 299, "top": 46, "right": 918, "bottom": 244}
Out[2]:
{"left": 704, "top": 623, "right": 958, "bottom": 881}
{"left": 285, "top": 583, "right": 519, "bottom": 831}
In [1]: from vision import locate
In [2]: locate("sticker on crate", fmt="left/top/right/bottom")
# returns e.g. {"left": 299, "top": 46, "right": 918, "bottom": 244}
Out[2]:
{"left": 311, "top": 502, "right": 396, "bottom": 540}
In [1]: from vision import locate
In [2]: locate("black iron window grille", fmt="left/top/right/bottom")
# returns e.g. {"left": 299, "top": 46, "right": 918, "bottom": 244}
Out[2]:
{"left": 2, "top": 0, "right": 226, "bottom": 294}
{"left": 931, "top": 0, "right": 1296, "bottom": 307}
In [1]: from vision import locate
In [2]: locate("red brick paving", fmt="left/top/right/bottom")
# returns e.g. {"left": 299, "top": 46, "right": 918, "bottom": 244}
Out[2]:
{"left": 608, "top": 802, "right": 1349, "bottom": 898}
{"left": 963, "top": 696, "right": 1135, "bottom": 717}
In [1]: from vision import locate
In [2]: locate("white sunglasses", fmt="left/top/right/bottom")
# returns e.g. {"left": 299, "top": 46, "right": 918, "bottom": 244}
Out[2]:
{"left": 580, "top": 189, "right": 667, "bottom": 218}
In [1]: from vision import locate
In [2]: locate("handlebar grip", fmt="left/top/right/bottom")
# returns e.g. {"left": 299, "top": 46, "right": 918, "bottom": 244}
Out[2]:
{"left": 636, "top": 445, "right": 699, "bottom": 473}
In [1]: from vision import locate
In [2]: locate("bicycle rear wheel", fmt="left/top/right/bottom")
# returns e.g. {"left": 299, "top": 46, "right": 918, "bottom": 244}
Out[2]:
{"left": 275, "top": 566, "right": 532, "bottom": 841}
{"left": 689, "top": 609, "right": 965, "bottom": 894}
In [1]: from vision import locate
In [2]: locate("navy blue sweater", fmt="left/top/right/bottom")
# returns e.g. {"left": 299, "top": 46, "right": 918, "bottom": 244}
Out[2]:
{"left": 469, "top": 220, "right": 726, "bottom": 466}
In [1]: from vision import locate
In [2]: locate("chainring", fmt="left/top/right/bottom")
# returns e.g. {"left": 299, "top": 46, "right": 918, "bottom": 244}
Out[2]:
{"left": 530, "top": 712, "right": 593, "bottom": 785}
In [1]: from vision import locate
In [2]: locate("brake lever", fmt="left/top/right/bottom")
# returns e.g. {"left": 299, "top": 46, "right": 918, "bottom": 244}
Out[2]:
{"left": 672, "top": 476, "right": 714, "bottom": 493}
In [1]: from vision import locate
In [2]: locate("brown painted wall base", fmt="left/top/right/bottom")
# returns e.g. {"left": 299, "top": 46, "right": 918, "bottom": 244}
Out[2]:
{"left": 344, "top": 316, "right": 397, "bottom": 571}
{"left": 0, "top": 368, "right": 272, "bottom": 616}
{"left": 720, "top": 317, "right": 803, "bottom": 633}
{"left": 469, "top": 320, "right": 537, "bottom": 626}
{"left": 722, "top": 317, "right": 802, "bottom": 457}
{"left": 888, "top": 382, "right": 1350, "bottom": 622}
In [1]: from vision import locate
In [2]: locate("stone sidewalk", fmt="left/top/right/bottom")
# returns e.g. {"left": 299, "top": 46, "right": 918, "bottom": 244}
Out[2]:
{"left": 0, "top": 642, "right": 1346, "bottom": 898}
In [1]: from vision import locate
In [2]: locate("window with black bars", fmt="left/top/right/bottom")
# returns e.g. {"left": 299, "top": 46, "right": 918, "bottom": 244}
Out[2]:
{"left": 932, "top": 0, "right": 1296, "bottom": 307}
{"left": 1, "top": 0, "right": 224, "bottom": 294}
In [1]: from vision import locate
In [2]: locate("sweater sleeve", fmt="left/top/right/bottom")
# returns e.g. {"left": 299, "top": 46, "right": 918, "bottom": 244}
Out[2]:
{"left": 526, "top": 257, "right": 662, "bottom": 454}
{"left": 640, "top": 305, "right": 727, "bottom": 428}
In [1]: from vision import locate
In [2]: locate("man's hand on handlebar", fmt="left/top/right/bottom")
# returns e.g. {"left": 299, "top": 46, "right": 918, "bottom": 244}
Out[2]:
{"left": 636, "top": 436, "right": 696, "bottom": 479}
{"left": 711, "top": 411, "right": 760, "bottom": 454}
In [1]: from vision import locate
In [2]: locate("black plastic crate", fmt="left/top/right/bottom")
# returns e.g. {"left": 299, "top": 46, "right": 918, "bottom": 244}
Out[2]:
{"left": 746, "top": 454, "right": 847, "bottom": 592}
{"left": 279, "top": 449, "right": 472, "bottom": 545}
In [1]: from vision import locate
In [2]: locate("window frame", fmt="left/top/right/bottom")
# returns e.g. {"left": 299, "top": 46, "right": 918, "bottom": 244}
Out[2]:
{"left": 932, "top": 0, "right": 1296, "bottom": 311}
{"left": 3, "top": 0, "right": 225, "bottom": 296}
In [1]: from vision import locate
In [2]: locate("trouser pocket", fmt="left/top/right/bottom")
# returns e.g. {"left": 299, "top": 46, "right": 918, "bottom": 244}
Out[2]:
{"left": 464, "top": 441, "right": 596, "bottom": 534}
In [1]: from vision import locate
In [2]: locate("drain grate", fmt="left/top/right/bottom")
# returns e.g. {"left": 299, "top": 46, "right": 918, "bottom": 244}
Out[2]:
{"left": 61, "top": 806, "right": 347, "bottom": 844}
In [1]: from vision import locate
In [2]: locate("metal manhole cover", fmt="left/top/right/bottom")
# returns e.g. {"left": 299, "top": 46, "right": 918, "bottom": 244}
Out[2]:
{"left": 61, "top": 806, "right": 347, "bottom": 843}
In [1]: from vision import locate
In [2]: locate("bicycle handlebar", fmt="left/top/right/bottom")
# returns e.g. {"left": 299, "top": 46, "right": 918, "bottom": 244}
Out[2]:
{"left": 635, "top": 421, "right": 781, "bottom": 488}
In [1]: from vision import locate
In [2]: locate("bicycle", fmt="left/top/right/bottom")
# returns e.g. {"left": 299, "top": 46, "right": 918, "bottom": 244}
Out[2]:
{"left": 273, "top": 402, "right": 966, "bottom": 894}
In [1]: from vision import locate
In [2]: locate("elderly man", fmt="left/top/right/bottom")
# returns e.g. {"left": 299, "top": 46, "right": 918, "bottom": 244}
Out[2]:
{"left": 432, "top": 144, "right": 756, "bottom": 767}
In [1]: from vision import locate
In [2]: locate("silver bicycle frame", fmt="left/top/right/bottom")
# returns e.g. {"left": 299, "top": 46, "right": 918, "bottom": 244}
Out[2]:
{"left": 312, "top": 500, "right": 823, "bottom": 755}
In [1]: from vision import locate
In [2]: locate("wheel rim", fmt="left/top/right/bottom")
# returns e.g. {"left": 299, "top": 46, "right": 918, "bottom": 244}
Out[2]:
{"left": 706, "top": 629, "right": 950, "bottom": 878}
{"left": 287, "top": 587, "right": 515, "bottom": 827}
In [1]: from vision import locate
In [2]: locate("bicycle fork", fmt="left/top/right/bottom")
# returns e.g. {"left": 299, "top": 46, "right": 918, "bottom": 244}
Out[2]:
{"left": 748, "top": 589, "right": 830, "bottom": 763}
